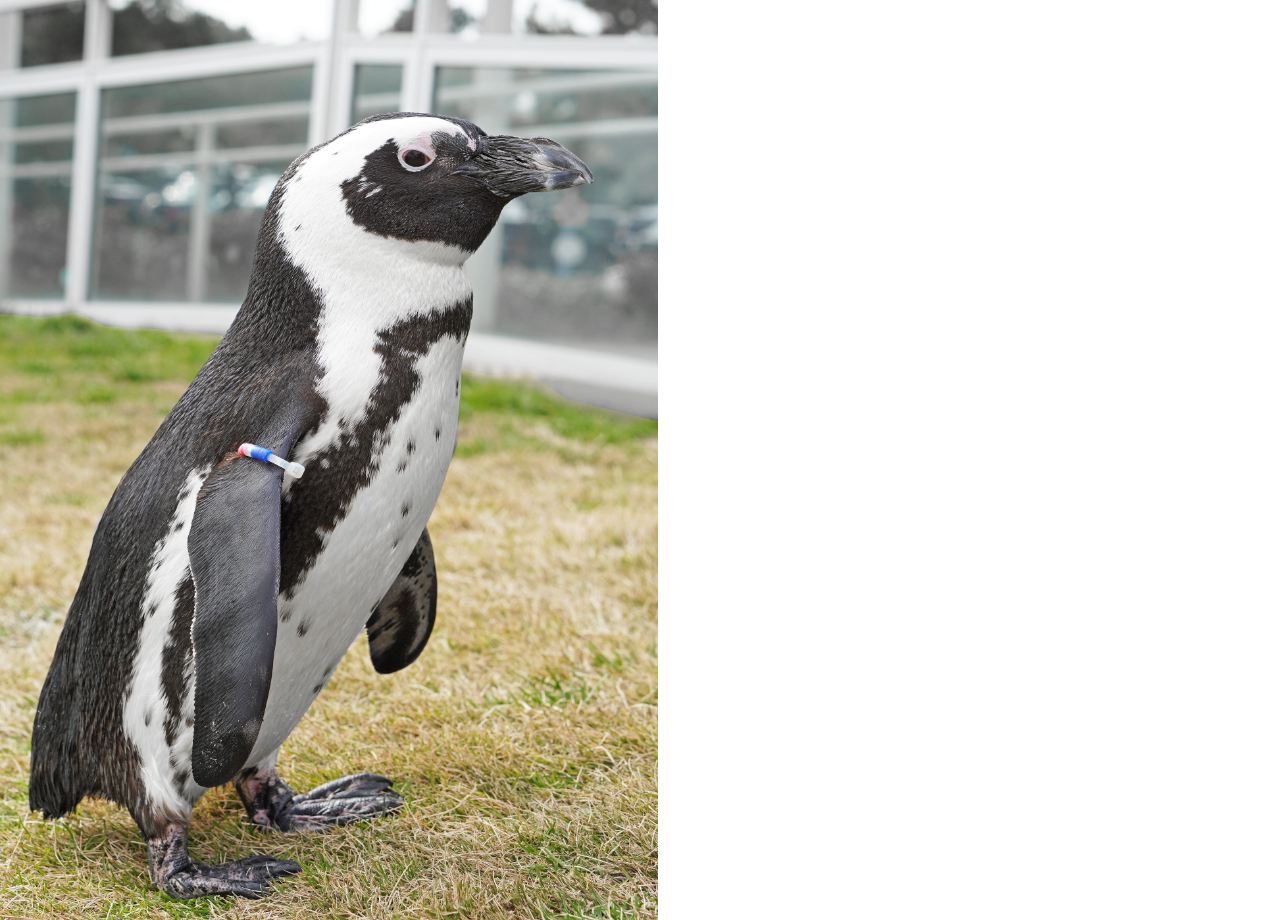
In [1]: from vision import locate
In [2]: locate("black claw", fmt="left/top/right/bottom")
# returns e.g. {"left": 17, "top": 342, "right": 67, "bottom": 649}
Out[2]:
{"left": 222, "top": 855, "right": 302, "bottom": 880}
{"left": 305, "top": 772, "right": 395, "bottom": 800}
{"left": 276, "top": 859, "right": 303, "bottom": 877}
{"left": 161, "top": 873, "right": 271, "bottom": 900}
{"left": 236, "top": 768, "right": 405, "bottom": 834}
{"left": 147, "top": 825, "right": 302, "bottom": 900}
{"left": 288, "top": 791, "right": 403, "bottom": 819}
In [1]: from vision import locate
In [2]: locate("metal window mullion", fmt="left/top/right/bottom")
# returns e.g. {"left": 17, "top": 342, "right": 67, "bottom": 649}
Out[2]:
{"left": 0, "top": 36, "right": 656, "bottom": 101}
{"left": 0, "top": 92, "right": 13, "bottom": 297}
{"left": 434, "top": 70, "right": 656, "bottom": 102}
{"left": 65, "top": 71, "right": 98, "bottom": 309}
{"left": 308, "top": 33, "right": 335, "bottom": 147}
{"left": 0, "top": 44, "right": 326, "bottom": 103}
{"left": 99, "top": 144, "right": 306, "bottom": 173}
{"left": 408, "top": 34, "right": 436, "bottom": 114}
{"left": 328, "top": 39, "right": 357, "bottom": 135}
{"left": 343, "top": 36, "right": 414, "bottom": 61}
{"left": 0, "top": 160, "right": 73, "bottom": 177}
{"left": 398, "top": 34, "right": 424, "bottom": 112}
{"left": 424, "top": 35, "right": 657, "bottom": 70}
{"left": 95, "top": 42, "right": 324, "bottom": 90}
{"left": 353, "top": 91, "right": 398, "bottom": 110}
{"left": 184, "top": 122, "right": 212, "bottom": 303}
{"left": 101, "top": 100, "right": 312, "bottom": 136}
{"left": 0, "top": 62, "right": 84, "bottom": 98}
{"left": 0, "top": 123, "right": 75, "bottom": 142}
{"left": 500, "top": 116, "right": 658, "bottom": 141}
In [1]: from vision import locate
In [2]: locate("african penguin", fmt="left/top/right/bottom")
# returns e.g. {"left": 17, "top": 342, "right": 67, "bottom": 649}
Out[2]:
{"left": 28, "top": 113, "right": 592, "bottom": 900}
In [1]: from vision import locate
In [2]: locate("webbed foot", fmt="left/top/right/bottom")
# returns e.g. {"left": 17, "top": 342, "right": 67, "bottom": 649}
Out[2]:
{"left": 147, "top": 824, "right": 301, "bottom": 900}
{"left": 237, "top": 767, "right": 404, "bottom": 833}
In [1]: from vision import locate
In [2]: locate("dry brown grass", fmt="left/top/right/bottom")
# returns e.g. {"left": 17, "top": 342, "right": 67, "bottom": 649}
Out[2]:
{"left": 0, "top": 365, "right": 657, "bottom": 918}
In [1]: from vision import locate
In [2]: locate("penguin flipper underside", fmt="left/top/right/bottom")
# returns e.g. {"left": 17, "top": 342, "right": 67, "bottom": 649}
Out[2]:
{"left": 365, "top": 527, "right": 438, "bottom": 674}
{"left": 187, "top": 455, "right": 283, "bottom": 790}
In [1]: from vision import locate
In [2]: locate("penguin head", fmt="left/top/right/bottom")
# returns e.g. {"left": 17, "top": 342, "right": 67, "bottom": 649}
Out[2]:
{"left": 280, "top": 112, "right": 593, "bottom": 257}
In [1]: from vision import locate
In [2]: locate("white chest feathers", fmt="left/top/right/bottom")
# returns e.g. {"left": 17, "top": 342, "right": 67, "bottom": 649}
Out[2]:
{"left": 251, "top": 332, "right": 465, "bottom": 766}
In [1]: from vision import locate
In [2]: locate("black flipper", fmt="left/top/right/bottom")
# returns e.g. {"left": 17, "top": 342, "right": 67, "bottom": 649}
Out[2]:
{"left": 188, "top": 454, "right": 282, "bottom": 788}
{"left": 365, "top": 528, "right": 438, "bottom": 674}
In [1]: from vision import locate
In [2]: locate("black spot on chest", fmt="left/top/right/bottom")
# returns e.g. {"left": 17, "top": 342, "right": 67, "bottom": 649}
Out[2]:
{"left": 278, "top": 300, "right": 473, "bottom": 597}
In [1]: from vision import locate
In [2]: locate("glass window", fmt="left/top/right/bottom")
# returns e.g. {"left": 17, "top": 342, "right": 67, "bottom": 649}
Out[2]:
{"left": 92, "top": 67, "right": 312, "bottom": 303}
{"left": 110, "top": 0, "right": 250, "bottom": 57}
{"left": 434, "top": 67, "right": 656, "bottom": 357}
{"left": 110, "top": 1, "right": 331, "bottom": 54}
{"left": 351, "top": 64, "right": 403, "bottom": 124}
{"left": 358, "top": 0, "right": 415, "bottom": 36}
{"left": 21, "top": 2, "right": 85, "bottom": 67}
{"left": 517, "top": 0, "right": 656, "bottom": 36}
{"left": 0, "top": 91, "right": 76, "bottom": 299}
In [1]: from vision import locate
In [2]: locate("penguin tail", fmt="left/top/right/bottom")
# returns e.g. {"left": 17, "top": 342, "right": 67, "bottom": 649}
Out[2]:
{"left": 28, "top": 754, "right": 85, "bottom": 821}
{"left": 29, "top": 696, "right": 89, "bottom": 820}
{"left": 28, "top": 624, "right": 91, "bottom": 821}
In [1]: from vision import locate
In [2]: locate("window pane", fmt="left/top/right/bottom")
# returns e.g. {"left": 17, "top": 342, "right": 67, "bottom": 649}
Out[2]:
{"left": 21, "top": 3, "right": 85, "bottom": 68}
{"left": 93, "top": 168, "right": 191, "bottom": 301}
{"left": 215, "top": 118, "right": 308, "bottom": 149}
{"left": 517, "top": 0, "right": 656, "bottom": 36}
{"left": 206, "top": 160, "right": 290, "bottom": 301}
{"left": 111, "top": 0, "right": 249, "bottom": 57}
{"left": 0, "top": 92, "right": 76, "bottom": 299}
{"left": 358, "top": 0, "right": 415, "bottom": 36}
{"left": 351, "top": 64, "right": 403, "bottom": 124}
{"left": 102, "top": 67, "right": 313, "bottom": 118}
{"left": 111, "top": 1, "right": 331, "bottom": 55}
{"left": 93, "top": 68, "right": 312, "bottom": 303}
{"left": 103, "top": 129, "right": 195, "bottom": 158}
{"left": 434, "top": 67, "right": 657, "bottom": 357}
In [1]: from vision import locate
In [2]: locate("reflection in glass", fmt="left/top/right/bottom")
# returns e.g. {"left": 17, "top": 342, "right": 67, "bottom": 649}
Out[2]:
{"left": 358, "top": 0, "right": 415, "bottom": 36}
{"left": 518, "top": 0, "right": 656, "bottom": 36}
{"left": 93, "top": 68, "right": 312, "bottom": 303}
{"left": 94, "top": 168, "right": 191, "bottom": 301}
{"left": 0, "top": 92, "right": 76, "bottom": 299}
{"left": 351, "top": 64, "right": 403, "bottom": 124}
{"left": 434, "top": 67, "right": 656, "bottom": 356}
{"left": 21, "top": 3, "right": 85, "bottom": 68}
{"left": 111, "top": 0, "right": 250, "bottom": 57}
{"left": 102, "top": 67, "right": 312, "bottom": 119}
{"left": 207, "top": 161, "right": 290, "bottom": 301}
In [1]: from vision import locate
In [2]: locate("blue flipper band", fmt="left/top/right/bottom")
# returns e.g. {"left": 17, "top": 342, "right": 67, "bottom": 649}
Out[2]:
{"left": 238, "top": 442, "right": 305, "bottom": 478}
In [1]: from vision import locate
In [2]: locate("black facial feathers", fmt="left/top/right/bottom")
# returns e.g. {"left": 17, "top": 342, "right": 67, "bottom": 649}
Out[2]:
{"left": 336, "top": 113, "right": 591, "bottom": 251}
{"left": 341, "top": 133, "right": 506, "bottom": 252}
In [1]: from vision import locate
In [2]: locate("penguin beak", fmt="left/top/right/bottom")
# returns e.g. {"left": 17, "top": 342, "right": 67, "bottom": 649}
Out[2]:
{"left": 522, "top": 138, "right": 595, "bottom": 191}
{"left": 455, "top": 135, "right": 594, "bottom": 198}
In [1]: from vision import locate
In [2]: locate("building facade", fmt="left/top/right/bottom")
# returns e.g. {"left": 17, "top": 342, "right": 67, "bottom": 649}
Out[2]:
{"left": 0, "top": 0, "right": 657, "bottom": 416}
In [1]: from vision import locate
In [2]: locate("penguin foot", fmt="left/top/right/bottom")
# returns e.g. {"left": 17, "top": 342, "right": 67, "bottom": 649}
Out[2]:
{"left": 237, "top": 767, "right": 404, "bottom": 833}
{"left": 147, "top": 824, "right": 301, "bottom": 900}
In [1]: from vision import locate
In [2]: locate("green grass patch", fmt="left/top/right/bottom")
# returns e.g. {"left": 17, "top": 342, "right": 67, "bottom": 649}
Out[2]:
{"left": 0, "top": 314, "right": 219, "bottom": 394}
{"left": 0, "top": 427, "right": 44, "bottom": 446}
{"left": 0, "top": 315, "right": 657, "bottom": 452}
{"left": 459, "top": 374, "right": 656, "bottom": 448}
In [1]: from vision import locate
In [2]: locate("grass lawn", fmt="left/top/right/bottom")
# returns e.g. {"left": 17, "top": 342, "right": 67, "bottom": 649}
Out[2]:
{"left": 0, "top": 315, "right": 657, "bottom": 918}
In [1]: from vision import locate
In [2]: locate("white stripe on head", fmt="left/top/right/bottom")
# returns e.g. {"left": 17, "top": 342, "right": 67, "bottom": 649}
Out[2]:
{"left": 387, "top": 116, "right": 476, "bottom": 159}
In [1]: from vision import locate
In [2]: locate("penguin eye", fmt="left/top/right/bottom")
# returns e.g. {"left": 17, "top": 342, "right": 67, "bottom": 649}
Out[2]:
{"left": 400, "top": 148, "right": 432, "bottom": 171}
